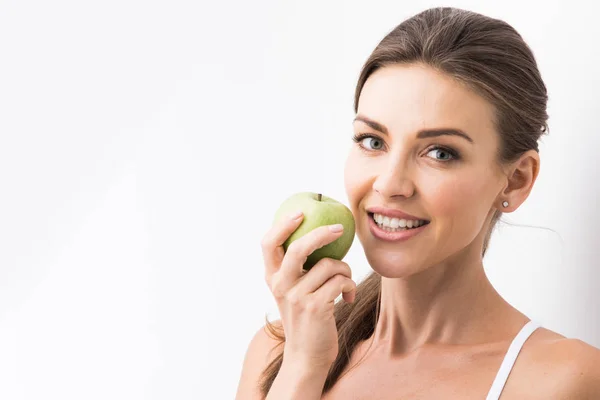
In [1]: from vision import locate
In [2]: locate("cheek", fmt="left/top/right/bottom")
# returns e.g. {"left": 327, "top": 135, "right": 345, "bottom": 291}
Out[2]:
{"left": 423, "top": 170, "right": 495, "bottom": 219}
{"left": 421, "top": 170, "right": 496, "bottom": 252}
{"left": 344, "top": 152, "right": 364, "bottom": 196}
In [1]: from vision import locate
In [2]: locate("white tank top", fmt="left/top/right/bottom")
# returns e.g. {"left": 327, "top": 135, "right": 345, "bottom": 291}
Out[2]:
{"left": 485, "top": 320, "right": 540, "bottom": 399}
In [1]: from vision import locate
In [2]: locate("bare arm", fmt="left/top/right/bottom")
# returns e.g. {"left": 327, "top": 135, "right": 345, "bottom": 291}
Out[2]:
{"left": 235, "top": 322, "right": 331, "bottom": 400}
{"left": 235, "top": 324, "right": 279, "bottom": 400}
{"left": 265, "top": 357, "right": 330, "bottom": 400}
{"left": 238, "top": 212, "right": 353, "bottom": 399}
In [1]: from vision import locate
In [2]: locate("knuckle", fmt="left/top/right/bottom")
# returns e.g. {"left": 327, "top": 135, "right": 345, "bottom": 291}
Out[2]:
{"left": 348, "top": 279, "right": 357, "bottom": 290}
{"left": 345, "top": 279, "right": 357, "bottom": 292}
{"left": 316, "top": 258, "right": 350, "bottom": 277}
{"left": 285, "top": 291, "right": 302, "bottom": 306}
{"left": 341, "top": 262, "right": 352, "bottom": 278}
{"left": 272, "top": 288, "right": 285, "bottom": 300}
{"left": 323, "top": 257, "right": 336, "bottom": 268}
{"left": 333, "top": 274, "right": 353, "bottom": 291}
{"left": 270, "top": 276, "right": 285, "bottom": 299}
{"left": 321, "top": 224, "right": 334, "bottom": 234}
{"left": 316, "top": 257, "right": 335, "bottom": 270}
{"left": 286, "top": 240, "right": 304, "bottom": 256}
{"left": 260, "top": 236, "right": 273, "bottom": 250}
{"left": 305, "top": 299, "right": 321, "bottom": 314}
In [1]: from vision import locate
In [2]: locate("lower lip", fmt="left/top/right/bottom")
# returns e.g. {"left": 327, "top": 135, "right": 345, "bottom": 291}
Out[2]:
{"left": 368, "top": 214, "right": 429, "bottom": 242}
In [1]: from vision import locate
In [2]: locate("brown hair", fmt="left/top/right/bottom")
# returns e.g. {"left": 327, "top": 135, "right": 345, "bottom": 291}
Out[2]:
{"left": 259, "top": 6, "right": 548, "bottom": 397}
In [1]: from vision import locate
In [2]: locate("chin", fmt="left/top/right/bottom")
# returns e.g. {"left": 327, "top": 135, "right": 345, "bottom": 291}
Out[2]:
{"left": 365, "top": 251, "right": 426, "bottom": 278}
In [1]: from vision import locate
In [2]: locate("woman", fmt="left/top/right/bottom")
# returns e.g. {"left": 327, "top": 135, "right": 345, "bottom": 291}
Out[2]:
{"left": 236, "top": 7, "right": 600, "bottom": 399}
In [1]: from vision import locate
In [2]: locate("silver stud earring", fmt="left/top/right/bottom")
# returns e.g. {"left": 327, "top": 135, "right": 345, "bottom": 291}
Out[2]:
{"left": 502, "top": 201, "right": 509, "bottom": 208}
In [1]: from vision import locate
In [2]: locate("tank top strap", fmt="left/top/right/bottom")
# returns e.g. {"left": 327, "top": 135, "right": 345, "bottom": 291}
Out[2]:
{"left": 485, "top": 320, "right": 540, "bottom": 400}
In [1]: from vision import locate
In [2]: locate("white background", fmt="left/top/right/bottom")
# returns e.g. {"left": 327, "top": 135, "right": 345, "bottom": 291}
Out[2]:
{"left": 1, "top": 0, "right": 599, "bottom": 398}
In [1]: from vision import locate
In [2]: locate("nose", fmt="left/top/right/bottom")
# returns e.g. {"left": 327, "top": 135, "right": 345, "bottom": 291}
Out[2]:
{"left": 372, "top": 158, "right": 415, "bottom": 200}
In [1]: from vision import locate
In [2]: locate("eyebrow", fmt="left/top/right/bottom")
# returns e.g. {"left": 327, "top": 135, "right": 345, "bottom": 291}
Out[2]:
{"left": 353, "top": 115, "right": 474, "bottom": 144}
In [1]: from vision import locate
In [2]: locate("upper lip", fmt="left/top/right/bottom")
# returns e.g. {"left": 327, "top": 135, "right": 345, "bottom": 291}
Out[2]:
{"left": 366, "top": 206, "right": 429, "bottom": 221}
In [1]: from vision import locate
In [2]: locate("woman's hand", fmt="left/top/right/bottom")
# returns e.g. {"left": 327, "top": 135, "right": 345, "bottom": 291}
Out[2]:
{"left": 261, "top": 211, "right": 357, "bottom": 369}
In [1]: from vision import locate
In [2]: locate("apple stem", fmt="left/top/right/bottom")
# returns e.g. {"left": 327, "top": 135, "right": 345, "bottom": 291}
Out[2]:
{"left": 317, "top": 193, "right": 322, "bottom": 201}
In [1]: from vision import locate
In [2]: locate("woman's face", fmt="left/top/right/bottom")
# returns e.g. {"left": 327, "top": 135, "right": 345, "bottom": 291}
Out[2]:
{"left": 344, "top": 63, "right": 506, "bottom": 277}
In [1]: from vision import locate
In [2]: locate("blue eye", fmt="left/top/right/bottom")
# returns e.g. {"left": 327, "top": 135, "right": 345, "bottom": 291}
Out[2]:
{"left": 352, "top": 134, "right": 461, "bottom": 162}
{"left": 426, "top": 146, "right": 460, "bottom": 161}
{"left": 352, "top": 134, "right": 384, "bottom": 151}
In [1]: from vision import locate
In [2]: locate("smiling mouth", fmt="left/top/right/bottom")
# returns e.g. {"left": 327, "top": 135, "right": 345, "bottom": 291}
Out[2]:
{"left": 367, "top": 212, "right": 430, "bottom": 231}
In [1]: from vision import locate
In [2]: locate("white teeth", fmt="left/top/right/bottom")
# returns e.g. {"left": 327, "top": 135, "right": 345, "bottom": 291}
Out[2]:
{"left": 372, "top": 213, "right": 427, "bottom": 230}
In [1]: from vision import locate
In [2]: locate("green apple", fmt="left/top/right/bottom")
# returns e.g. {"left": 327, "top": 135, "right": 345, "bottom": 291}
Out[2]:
{"left": 273, "top": 192, "right": 355, "bottom": 271}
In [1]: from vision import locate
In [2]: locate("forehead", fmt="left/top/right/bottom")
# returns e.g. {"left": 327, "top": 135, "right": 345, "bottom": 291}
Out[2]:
{"left": 356, "top": 63, "right": 497, "bottom": 141}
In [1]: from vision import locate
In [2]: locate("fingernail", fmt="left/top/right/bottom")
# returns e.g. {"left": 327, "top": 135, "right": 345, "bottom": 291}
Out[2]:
{"left": 290, "top": 210, "right": 303, "bottom": 220}
{"left": 329, "top": 224, "right": 343, "bottom": 232}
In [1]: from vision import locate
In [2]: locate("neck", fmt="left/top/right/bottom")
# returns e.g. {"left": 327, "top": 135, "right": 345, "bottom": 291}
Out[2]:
{"left": 368, "top": 246, "right": 527, "bottom": 356}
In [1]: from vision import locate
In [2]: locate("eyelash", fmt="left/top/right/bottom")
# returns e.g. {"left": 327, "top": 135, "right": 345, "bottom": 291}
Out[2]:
{"left": 351, "top": 133, "right": 461, "bottom": 161}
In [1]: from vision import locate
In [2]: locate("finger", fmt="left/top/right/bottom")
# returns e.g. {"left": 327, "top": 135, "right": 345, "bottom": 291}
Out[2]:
{"left": 261, "top": 210, "right": 304, "bottom": 281}
{"left": 275, "top": 224, "right": 345, "bottom": 294}
{"left": 312, "top": 274, "right": 357, "bottom": 304}
{"left": 292, "top": 258, "right": 352, "bottom": 295}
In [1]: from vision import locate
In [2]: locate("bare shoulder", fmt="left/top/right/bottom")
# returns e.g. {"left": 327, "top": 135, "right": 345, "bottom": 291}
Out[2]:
{"left": 247, "top": 319, "right": 285, "bottom": 364}
{"left": 522, "top": 328, "right": 600, "bottom": 398}
{"left": 235, "top": 320, "right": 284, "bottom": 400}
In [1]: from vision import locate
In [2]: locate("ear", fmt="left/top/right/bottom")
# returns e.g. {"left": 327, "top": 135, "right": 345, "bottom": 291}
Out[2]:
{"left": 497, "top": 149, "right": 540, "bottom": 212}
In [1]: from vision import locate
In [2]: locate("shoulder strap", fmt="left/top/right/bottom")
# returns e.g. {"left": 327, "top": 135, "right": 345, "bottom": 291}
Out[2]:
{"left": 485, "top": 320, "right": 540, "bottom": 400}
